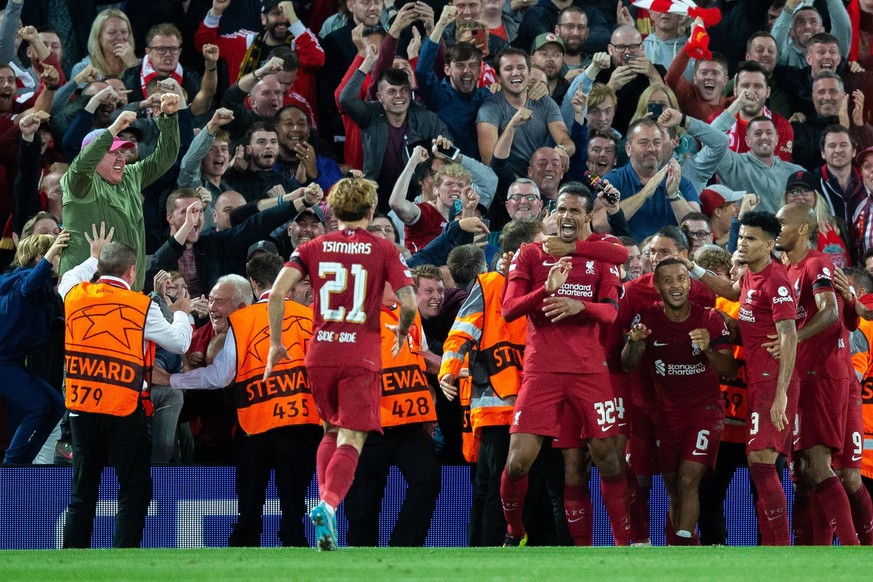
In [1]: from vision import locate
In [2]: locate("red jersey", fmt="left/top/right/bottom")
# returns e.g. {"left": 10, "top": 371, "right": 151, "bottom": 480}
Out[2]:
{"left": 709, "top": 108, "right": 794, "bottom": 163}
{"left": 636, "top": 303, "right": 729, "bottom": 415}
{"left": 287, "top": 228, "right": 413, "bottom": 371}
{"left": 737, "top": 261, "right": 797, "bottom": 381}
{"left": 404, "top": 203, "right": 447, "bottom": 254}
{"left": 613, "top": 273, "right": 717, "bottom": 407}
{"left": 787, "top": 250, "right": 849, "bottom": 379}
{"left": 504, "top": 241, "right": 621, "bottom": 374}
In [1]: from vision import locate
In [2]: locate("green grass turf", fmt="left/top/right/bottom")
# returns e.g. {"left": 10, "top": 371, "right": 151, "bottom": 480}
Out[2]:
{"left": 1, "top": 547, "right": 871, "bottom": 581}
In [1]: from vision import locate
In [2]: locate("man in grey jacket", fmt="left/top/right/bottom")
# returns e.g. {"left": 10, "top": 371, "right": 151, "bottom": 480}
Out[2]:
{"left": 339, "top": 46, "right": 449, "bottom": 214}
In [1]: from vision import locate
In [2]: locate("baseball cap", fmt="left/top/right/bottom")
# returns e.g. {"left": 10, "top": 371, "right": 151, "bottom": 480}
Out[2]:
{"left": 295, "top": 205, "right": 326, "bottom": 224}
{"left": 531, "top": 33, "right": 565, "bottom": 55}
{"left": 856, "top": 146, "right": 873, "bottom": 167}
{"left": 699, "top": 184, "right": 745, "bottom": 216}
{"left": 785, "top": 170, "right": 818, "bottom": 193}
{"left": 261, "top": 0, "right": 282, "bottom": 13}
{"left": 81, "top": 128, "right": 135, "bottom": 152}
{"left": 247, "top": 240, "right": 279, "bottom": 260}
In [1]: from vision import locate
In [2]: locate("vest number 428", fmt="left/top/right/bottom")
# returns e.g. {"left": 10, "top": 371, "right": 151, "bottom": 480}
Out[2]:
{"left": 319, "top": 262, "right": 368, "bottom": 323}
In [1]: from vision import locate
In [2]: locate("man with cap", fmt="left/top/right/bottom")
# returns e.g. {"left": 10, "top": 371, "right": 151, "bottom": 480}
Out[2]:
{"left": 700, "top": 185, "right": 745, "bottom": 249}
{"left": 60, "top": 96, "right": 181, "bottom": 291}
{"left": 247, "top": 240, "right": 280, "bottom": 261}
{"left": 531, "top": 33, "right": 568, "bottom": 103}
{"left": 288, "top": 205, "right": 326, "bottom": 250}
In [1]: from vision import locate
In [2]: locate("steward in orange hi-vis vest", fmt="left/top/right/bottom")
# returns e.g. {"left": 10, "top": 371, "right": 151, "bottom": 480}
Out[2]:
{"left": 228, "top": 299, "right": 320, "bottom": 435}
{"left": 64, "top": 281, "right": 154, "bottom": 416}
{"left": 440, "top": 271, "right": 526, "bottom": 439}
{"left": 850, "top": 308, "right": 873, "bottom": 481}
{"left": 379, "top": 306, "right": 436, "bottom": 428}
{"left": 714, "top": 297, "right": 747, "bottom": 444}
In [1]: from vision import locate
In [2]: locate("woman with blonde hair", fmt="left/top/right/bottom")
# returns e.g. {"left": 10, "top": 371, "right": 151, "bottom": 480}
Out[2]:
{"left": 627, "top": 83, "right": 697, "bottom": 160}
{"left": 0, "top": 232, "right": 69, "bottom": 464}
{"left": 70, "top": 9, "right": 139, "bottom": 81}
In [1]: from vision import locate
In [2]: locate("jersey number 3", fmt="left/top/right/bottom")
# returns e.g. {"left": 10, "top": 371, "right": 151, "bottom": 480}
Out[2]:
{"left": 319, "top": 262, "right": 368, "bottom": 323}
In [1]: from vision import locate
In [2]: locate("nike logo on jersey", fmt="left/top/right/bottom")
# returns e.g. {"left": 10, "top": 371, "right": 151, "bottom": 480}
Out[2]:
{"left": 543, "top": 261, "right": 558, "bottom": 266}
{"left": 567, "top": 517, "right": 584, "bottom": 523}
{"left": 653, "top": 341, "right": 668, "bottom": 347}
{"left": 852, "top": 455, "right": 863, "bottom": 461}
{"left": 692, "top": 450, "right": 708, "bottom": 456}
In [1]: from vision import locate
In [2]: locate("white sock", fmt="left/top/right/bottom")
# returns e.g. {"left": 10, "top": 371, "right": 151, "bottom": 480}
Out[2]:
{"left": 324, "top": 502, "right": 336, "bottom": 515}
{"left": 676, "top": 529, "right": 692, "bottom": 539}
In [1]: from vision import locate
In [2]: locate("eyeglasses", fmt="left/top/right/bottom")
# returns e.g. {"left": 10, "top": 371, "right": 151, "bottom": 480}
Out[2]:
{"left": 507, "top": 194, "right": 541, "bottom": 202}
{"left": 558, "top": 23, "right": 588, "bottom": 31}
{"left": 610, "top": 43, "right": 642, "bottom": 53}
{"left": 786, "top": 188, "right": 814, "bottom": 199}
{"left": 686, "top": 230, "right": 712, "bottom": 240}
{"left": 149, "top": 46, "right": 182, "bottom": 55}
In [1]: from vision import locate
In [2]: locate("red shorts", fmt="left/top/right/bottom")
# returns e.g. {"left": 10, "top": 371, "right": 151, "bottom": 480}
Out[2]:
{"left": 308, "top": 366, "right": 382, "bottom": 433}
{"left": 626, "top": 404, "right": 659, "bottom": 476}
{"left": 514, "top": 370, "right": 616, "bottom": 442}
{"left": 745, "top": 377, "right": 799, "bottom": 457}
{"left": 833, "top": 379, "right": 864, "bottom": 470}
{"left": 796, "top": 375, "right": 849, "bottom": 453}
{"left": 656, "top": 405, "right": 724, "bottom": 474}
{"left": 610, "top": 373, "right": 630, "bottom": 437}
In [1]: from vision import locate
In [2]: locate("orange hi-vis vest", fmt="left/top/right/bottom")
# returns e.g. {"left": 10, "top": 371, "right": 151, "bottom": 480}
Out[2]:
{"left": 228, "top": 299, "right": 319, "bottom": 435}
{"left": 441, "top": 271, "right": 526, "bottom": 433}
{"left": 851, "top": 313, "right": 873, "bottom": 480}
{"left": 715, "top": 297, "right": 747, "bottom": 444}
{"left": 64, "top": 281, "right": 154, "bottom": 416}
{"left": 379, "top": 306, "right": 436, "bottom": 428}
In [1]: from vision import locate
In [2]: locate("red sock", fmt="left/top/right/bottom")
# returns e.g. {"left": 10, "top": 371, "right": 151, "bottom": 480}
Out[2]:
{"left": 600, "top": 473, "right": 631, "bottom": 546}
{"left": 749, "top": 463, "right": 789, "bottom": 546}
{"left": 664, "top": 513, "right": 679, "bottom": 546}
{"left": 316, "top": 432, "right": 338, "bottom": 496}
{"left": 792, "top": 483, "right": 813, "bottom": 545}
{"left": 815, "top": 476, "right": 860, "bottom": 546}
{"left": 810, "top": 489, "right": 834, "bottom": 546}
{"left": 321, "top": 444, "right": 359, "bottom": 509}
{"left": 564, "top": 482, "right": 593, "bottom": 546}
{"left": 848, "top": 485, "right": 873, "bottom": 545}
{"left": 626, "top": 467, "right": 650, "bottom": 543}
{"left": 500, "top": 470, "right": 528, "bottom": 538}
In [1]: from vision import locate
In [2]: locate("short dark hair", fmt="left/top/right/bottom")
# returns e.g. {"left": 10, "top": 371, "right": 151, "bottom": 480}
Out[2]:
{"left": 496, "top": 47, "right": 530, "bottom": 69}
{"left": 819, "top": 124, "right": 854, "bottom": 152}
{"left": 845, "top": 267, "right": 873, "bottom": 294}
{"left": 654, "top": 225, "right": 689, "bottom": 252}
{"left": 588, "top": 129, "right": 620, "bottom": 148}
{"left": 447, "top": 244, "right": 486, "bottom": 288}
{"left": 376, "top": 68, "right": 410, "bottom": 89}
{"left": 98, "top": 242, "right": 137, "bottom": 278}
{"left": 500, "top": 220, "right": 543, "bottom": 254}
{"left": 558, "top": 6, "right": 588, "bottom": 22}
{"left": 556, "top": 181, "right": 594, "bottom": 213}
{"left": 734, "top": 60, "right": 769, "bottom": 87}
{"left": 446, "top": 41, "right": 483, "bottom": 65}
{"left": 740, "top": 210, "right": 781, "bottom": 239}
{"left": 244, "top": 121, "right": 278, "bottom": 146}
{"left": 808, "top": 32, "right": 839, "bottom": 48}
{"left": 246, "top": 253, "right": 284, "bottom": 290}
{"left": 617, "top": 235, "right": 638, "bottom": 248}
{"left": 812, "top": 69, "right": 843, "bottom": 91}
{"left": 165, "top": 188, "right": 202, "bottom": 213}
{"left": 654, "top": 256, "right": 687, "bottom": 281}
{"left": 746, "top": 31, "right": 776, "bottom": 53}
{"left": 266, "top": 45, "right": 299, "bottom": 71}
{"left": 747, "top": 115, "right": 776, "bottom": 134}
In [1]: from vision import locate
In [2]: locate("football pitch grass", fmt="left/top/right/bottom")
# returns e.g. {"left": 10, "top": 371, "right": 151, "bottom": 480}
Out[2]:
{"left": 2, "top": 547, "right": 871, "bottom": 580}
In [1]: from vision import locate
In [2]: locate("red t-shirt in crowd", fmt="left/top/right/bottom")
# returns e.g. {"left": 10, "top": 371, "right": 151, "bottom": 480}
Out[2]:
{"left": 404, "top": 203, "right": 447, "bottom": 254}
